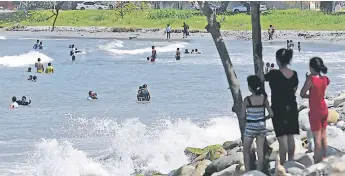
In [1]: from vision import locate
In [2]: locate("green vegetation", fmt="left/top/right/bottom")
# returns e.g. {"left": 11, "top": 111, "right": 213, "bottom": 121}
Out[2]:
{"left": 1, "top": 9, "right": 345, "bottom": 30}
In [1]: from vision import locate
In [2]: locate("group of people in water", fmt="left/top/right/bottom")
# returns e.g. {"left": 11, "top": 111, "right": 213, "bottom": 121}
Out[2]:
{"left": 137, "top": 84, "right": 151, "bottom": 101}
{"left": 242, "top": 47, "right": 330, "bottom": 172}
{"left": 33, "top": 40, "right": 43, "bottom": 50}
{"left": 10, "top": 96, "right": 31, "bottom": 109}
{"left": 287, "top": 40, "right": 301, "bottom": 52}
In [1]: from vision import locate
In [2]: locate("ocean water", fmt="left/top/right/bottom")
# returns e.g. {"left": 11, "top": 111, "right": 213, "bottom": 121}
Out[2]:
{"left": 1, "top": 35, "right": 345, "bottom": 175}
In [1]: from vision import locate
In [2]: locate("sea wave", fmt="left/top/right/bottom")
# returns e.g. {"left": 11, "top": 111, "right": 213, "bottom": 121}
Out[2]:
{"left": 0, "top": 51, "right": 54, "bottom": 67}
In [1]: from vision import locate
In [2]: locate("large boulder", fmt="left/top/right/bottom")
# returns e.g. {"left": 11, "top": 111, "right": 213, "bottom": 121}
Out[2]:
{"left": 294, "top": 153, "right": 314, "bottom": 168}
{"left": 283, "top": 161, "right": 306, "bottom": 175}
{"left": 241, "top": 170, "right": 267, "bottom": 176}
{"left": 184, "top": 147, "right": 204, "bottom": 161}
{"left": 334, "top": 93, "right": 345, "bottom": 107}
{"left": 211, "top": 164, "right": 243, "bottom": 176}
{"left": 204, "top": 153, "right": 244, "bottom": 176}
{"left": 328, "top": 109, "right": 340, "bottom": 123}
{"left": 222, "top": 140, "right": 240, "bottom": 150}
{"left": 203, "top": 144, "right": 227, "bottom": 161}
{"left": 191, "top": 160, "right": 212, "bottom": 176}
{"left": 172, "top": 165, "right": 195, "bottom": 176}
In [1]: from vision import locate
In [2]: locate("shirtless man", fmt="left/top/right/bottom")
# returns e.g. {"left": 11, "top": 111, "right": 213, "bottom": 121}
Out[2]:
{"left": 35, "top": 58, "right": 44, "bottom": 73}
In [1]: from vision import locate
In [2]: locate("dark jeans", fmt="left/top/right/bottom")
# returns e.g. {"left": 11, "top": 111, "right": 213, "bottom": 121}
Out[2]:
{"left": 166, "top": 32, "right": 171, "bottom": 39}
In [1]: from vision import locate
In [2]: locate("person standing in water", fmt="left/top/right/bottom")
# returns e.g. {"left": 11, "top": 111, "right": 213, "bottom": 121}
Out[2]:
{"left": 35, "top": 58, "right": 44, "bottom": 73}
{"left": 38, "top": 41, "right": 43, "bottom": 49}
{"left": 45, "top": 63, "right": 54, "bottom": 74}
{"left": 175, "top": 48, "right": 181, "bottom": 60}
{"left": 150, "top": 46, "right": 157, "bottom": 62}
{"left": 298, "top": 42, "right": 301, "bottom": 52}
{"left": 33, "top": 40, "right": 39, "bottom": 49}
{"left": 10, "top": 96, "right": 19, "bottom": 109}
{"left": 166, "top": 24, "right": 171, "bottom": 40}
{"left": 300, "top": 57, "right": 329, "bottom": 163}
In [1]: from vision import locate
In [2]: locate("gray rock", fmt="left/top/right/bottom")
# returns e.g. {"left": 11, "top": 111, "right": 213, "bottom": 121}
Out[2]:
{"left": 241, "top": 170, "right": 266, "bottom": 176}
{"left": 204, "top": 153, "right": 244, "bottom": 176}
{"left": 295, "top": 153, "right": 314, "bottom": 168}
{"left": 172, "top": 165, "right": 195, "bottom": 176}
{"left": 334, "top": 93, "right": 345, "bottom": 107}
{"left": 210, "top": 164, "right": 240, "bottom": 176}
{"left": 191, "top": 160, "right": 212, "bottom": 176}
{"left": 336, "top": 120, "right": 345, "bottom": 130}
{"left": 286, "top": 167, "right": 303, "bottom": 175}
{"left": 266, "top": 134, "right": 276, "bottom": 145}
{"left": 223, "top": 140, "right": 240, "bottom": 150}
{"left": 326, "top": 146, "right": 344, "bottom": 156}
{"left": 284, "top": 161, "right": 306, "bottom": 175}
{"left": 226, "top": 147, "right": 240, "bottom": 156}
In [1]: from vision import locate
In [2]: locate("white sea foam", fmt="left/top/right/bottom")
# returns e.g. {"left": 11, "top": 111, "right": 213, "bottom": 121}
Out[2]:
{"left": 0, "top": 51, "right": 54, "bottom": 67}
{"left": 98, "top": 40, "right": 124, "bottom": 51}
{"left": 101, "top": 41, "right": 189, "bottom": 55}
{"left": 0, "top": 36, "right": 6, "bottom": 40}
{"left": 20, "top": 117, "right": 240, "bottom": 176}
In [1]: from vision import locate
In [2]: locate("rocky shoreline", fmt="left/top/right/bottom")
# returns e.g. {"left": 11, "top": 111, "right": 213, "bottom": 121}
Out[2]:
{"left": 3, "top": 26, "right": 345, "bottom": 41}
{"left": 135, "top": 91, "right": 345, "bottom": 176}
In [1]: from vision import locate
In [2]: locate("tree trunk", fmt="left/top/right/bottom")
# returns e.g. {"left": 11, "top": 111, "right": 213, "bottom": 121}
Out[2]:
{"left": 50, "top": 1, "right": 65, "bottom": 32}
{"left": 218, "top": 1, "right": 229, "bottom": 13}
{"left": 198, "top": 1, "right": 245, "bottom": 140}
{"left": 251, "top": 2, "right": 270, "bottom": 175}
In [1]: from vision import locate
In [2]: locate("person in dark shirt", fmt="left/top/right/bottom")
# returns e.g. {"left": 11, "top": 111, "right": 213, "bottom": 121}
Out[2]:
{"left": 264, "top": 48, "right": 299, "bottom": 165}
{"left": 16, "top": 96, "right": 31, "bottom": 106}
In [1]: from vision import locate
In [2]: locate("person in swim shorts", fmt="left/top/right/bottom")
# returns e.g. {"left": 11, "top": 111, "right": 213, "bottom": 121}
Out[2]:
{"left": 35, "top": 58, "right": 44, "bottom": 73}
{"left": 16, "top": 96, "right": 31, "bottom": 106}
{"left": 300, "top": 57, "right": 329, "bottom": 163}
{"left": 151, "top": 46, "right": 157, "bottom": 62}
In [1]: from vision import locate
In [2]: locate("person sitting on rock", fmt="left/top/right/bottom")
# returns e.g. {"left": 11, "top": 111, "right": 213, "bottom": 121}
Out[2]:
{"left": 242, "top": 75, "right": 273, "bottom": 172}
{"left": 300, "top": 57, "right": 329, "bottom": 163}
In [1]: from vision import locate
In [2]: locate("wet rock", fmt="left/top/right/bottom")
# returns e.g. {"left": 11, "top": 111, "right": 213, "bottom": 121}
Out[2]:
{"left": 226, "top": 146, "right": 241, "bottom": 156}
{"left": 184, "top": 147, "right": 203, "bottom": 161}
{"left": 283, "top": 161, "right": 306, "bottom": 175}
{"left": 328, "top": 109, "right": 340, "bottom": 123}
{"left": 172, "top": 165, "right": 195, "bottom": 176}
{"left": 203, "top": 144, "right": 227, "bottom": 161}
{"left": 191, "top": 160, "right": 211, "bottom": 176}
{"left": 204, "top": 153, "right": 244, "bottom": 176}
{"left": 295, "top": 153, "right": 314, "bottom": 168}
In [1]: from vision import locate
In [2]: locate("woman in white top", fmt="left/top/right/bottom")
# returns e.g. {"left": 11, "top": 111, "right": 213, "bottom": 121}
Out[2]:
{"left": 10, "top": 96, "right": 19, "bottom": 109}
{"left": 166, "top": 24, "right": 171, "bottom": 40}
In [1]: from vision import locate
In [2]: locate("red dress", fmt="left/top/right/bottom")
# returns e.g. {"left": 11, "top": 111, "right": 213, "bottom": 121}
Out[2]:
{"left": 308, "top": 75, "right": 330, "bottom": 132}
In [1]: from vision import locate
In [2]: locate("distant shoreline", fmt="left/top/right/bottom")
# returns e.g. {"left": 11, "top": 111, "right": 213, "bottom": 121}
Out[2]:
{"left": 3, "top": 26, "right": 345, "bottom": 42}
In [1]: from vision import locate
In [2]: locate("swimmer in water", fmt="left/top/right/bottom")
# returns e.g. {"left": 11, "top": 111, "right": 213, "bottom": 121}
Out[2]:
{"left": 147, "top": 57, "right": 150, "bottom": 61}
{"left": 16, "top": 96, "right": 31, "bottom": 106}
{"left": 45, "top": 63, "right": 54, "bottom": 74}
{"left": 32, "top": 76, "right": 37, "bottom": 82}
{"left": 184, "top": 49, "right": 189, "bottom": 54}
{"left": 88, "top": 91, "right": 98, "bottom": 100}
{"left": 270, "top": 63, "right": 275, "bottom": 71}
{"left": 38, "top": 41, "right": 43, "bottom": 49}
{"left": 35, "top": 58, "right": 44, "bottom": 73}
{"left": 137, "top": 85, "right": 150, "bottom": 101}
{"left": 175, "top": 48, "right": 181, "bottom": 60}
{"left": 195, "top": 49, "right": 201, "bottom": 54}
{"left": 290, "top": 40, "right": 294, "bottom": 47}
{"left": 191, "top": 49, "right": 195, "bottom": 54}
{"left": 28, "top": 75, "right": 33, "bottom": 80}
{"left": 151, "top": 46, "right": 157, "bottom": 62}
{"left": 10, "top": 96, "right": 18, "bottom": 109}
{"left": 27, "top": 67, "right": 31, "bottom": 72}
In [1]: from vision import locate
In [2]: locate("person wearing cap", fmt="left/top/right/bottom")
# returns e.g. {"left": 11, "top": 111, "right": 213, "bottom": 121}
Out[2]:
{"left": 35, "top": 58, "right": 44, "bottom": 73}
{"left": 88, "top": 91, "right": 98, "bottom": 100}
{"left": 16, "top": 96, "right": 31, "bottom": 106}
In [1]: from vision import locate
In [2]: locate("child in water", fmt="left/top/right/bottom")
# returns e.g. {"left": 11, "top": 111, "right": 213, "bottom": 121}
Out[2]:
{"left": 175, "top": 48, "right": 181, "bottom": 60}
{"left": 241, "top": 75, "right": 273, "bottom": 171}
{"left": 270, "top": 63, "right": 275, "bottom": 71}
{"left": 298, "top": 42, "right": 301, "bottom": 52}
{"left": 300, "top": 57, "right": 329, "bottom": 163}
{"left": 265, "top": 62, "right": 270, "bottom": 73}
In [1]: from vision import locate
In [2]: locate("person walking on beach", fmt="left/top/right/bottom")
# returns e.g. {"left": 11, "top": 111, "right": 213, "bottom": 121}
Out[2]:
{"left": 300, "top": 57, "right": 329, "bottom": 163}
{"left": 166, "top": 24, "right": 171, "bottom": 40}
{"left": 264, "top": 48, "right": 299, "bottom": 165}
{"left": 241, "top": 75, "right": 273, "bottom": 172}
{"left": 182, "top": 22, "right": 189, "bottom": 38}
